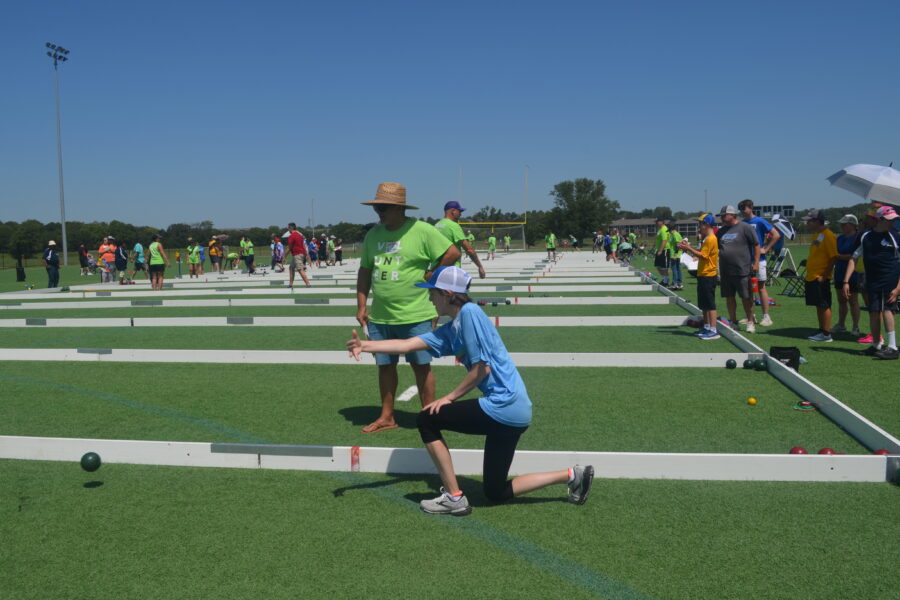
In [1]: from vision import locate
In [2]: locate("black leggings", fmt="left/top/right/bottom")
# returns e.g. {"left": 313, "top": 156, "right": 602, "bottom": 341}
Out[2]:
{"left": 417, "top": 399, "right": 528, "bottom": 503}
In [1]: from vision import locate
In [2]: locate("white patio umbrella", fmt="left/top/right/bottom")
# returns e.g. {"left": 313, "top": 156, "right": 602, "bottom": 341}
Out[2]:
{"left": 826, "top": 163, "right": 900, "bottom": 205}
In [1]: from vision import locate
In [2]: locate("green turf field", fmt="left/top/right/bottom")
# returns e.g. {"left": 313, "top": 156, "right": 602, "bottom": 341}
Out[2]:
{"left": 0, "top": 363, "right": 868, "bottom": 454}
{"left": 1, "top": 459, "right": 896, "bottom": 600}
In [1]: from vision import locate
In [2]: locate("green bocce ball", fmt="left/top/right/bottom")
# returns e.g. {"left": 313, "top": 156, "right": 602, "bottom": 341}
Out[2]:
{"left": 743, "top": 359, "right": 753, "bottom": 369}
{"left": 80, "top": 452, "right": 101, "bottom": 473}
{"left": 726, "top": 359, "right": 737, "bottom": 369}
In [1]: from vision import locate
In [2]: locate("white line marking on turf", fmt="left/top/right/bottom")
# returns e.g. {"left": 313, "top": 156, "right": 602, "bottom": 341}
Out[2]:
{"left": 396, "top": 385, "right": 418, "bottom": 402}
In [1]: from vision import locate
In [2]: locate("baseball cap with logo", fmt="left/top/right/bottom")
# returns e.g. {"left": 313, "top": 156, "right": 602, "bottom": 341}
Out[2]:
{"left": 414, "top": 266, "right": 472, "bottom": 294}
{"left": 444, "top": 201, "right": 466, "bottom": 212}
{"left": 698, "top": 213, "right": 717, "bottom": 226}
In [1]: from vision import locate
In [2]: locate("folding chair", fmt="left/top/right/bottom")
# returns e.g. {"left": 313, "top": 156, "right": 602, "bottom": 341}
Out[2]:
{"left": 766, "top": 247, "right": 796, "bottom": 287}
{"left": 779, "top": 259, "right": 806, "bottom": 297}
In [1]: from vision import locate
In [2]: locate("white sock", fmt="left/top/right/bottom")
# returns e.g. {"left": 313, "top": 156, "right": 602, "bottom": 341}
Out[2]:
{"left": 888, "top": 331, "right": 897, "bottom": 350}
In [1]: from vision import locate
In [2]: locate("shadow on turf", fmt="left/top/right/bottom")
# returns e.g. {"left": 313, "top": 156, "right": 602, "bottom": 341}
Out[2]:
{"left": 333, "top": 474, "right": 566, "bottom": 507}
{"left": 83, "top": 481, "right": 103, "bottom": 488}
{"left": 338, "top": 406, "right": 419, "bottom": 430}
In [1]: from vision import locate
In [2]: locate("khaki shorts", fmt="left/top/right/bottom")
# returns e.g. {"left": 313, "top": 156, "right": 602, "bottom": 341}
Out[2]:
{"left": 291, "top": 255, "right": 308, "bottom": 272}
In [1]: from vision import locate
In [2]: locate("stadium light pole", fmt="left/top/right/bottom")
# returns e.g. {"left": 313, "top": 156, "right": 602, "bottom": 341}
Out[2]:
{"left": 46, "top": 42, "right": 70, "bottom": 266}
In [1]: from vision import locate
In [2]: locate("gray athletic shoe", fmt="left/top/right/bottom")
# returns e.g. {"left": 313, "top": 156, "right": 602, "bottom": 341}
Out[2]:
{"left": 568, "top": 465, "right": 594, "bottom": 505}
{"left": 420, "top": 488, "right": 472, "bottom": 516}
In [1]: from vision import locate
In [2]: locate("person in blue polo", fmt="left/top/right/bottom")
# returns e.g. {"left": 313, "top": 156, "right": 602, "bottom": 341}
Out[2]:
{"left": 347, "top": 265, "right": 594, "bottom": 516}
{"left": 42, "top": 240, "right": 60, "bottom": 288}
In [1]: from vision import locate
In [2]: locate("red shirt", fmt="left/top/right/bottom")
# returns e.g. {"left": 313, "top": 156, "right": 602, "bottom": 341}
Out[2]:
{"left": 287, "top": 231, "right": 307, "bottom": 255}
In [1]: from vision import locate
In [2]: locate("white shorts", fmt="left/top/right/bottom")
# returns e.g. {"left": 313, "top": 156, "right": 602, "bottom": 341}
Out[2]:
{"left": 757, "top": 259, "right": 767, "bottom": 283}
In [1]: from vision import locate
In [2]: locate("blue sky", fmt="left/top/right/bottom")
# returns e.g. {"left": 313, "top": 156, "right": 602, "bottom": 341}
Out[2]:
{"left": 2, "top": 0, "right": 898, "bottom": 229}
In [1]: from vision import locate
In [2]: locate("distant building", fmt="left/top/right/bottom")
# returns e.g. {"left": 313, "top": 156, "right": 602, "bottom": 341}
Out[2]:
{"left": 752, "top": 205, "right": 794, "bottom": 219}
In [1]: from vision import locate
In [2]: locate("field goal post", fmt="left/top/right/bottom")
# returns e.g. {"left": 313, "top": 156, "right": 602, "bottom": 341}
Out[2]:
{"left": 458, "top": 221, "right": 527, "bottom": 252}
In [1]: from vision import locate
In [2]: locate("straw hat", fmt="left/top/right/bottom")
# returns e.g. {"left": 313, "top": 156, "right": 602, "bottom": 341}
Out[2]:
{"left": 361, "top": 182, "right": 418, "bottom": 209}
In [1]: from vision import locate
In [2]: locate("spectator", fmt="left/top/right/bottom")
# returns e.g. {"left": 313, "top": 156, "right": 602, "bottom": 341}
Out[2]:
{"left": 503, "top": 234, "right": 511, "bottom": 253}
{"left": 208, "top": 237, "right": 223, "bottom": 274}
{"left": 327, "top": 236, "right": 336, "bottom": 266}
{"left": 545, "top": 231, "right": 557, "bottom": 260}
{"left": 78, "top": 244, "right": 89, "bottom": 276}
{"left": 285, "top": 223, "right": 311, "bottom": 288}
{"left": 355, "top": 181, "right": 460, "bottom": 434}
{"left": 99, "top": 236, "right": 116, "bottom": 283}
{"left": 738, "top": 199, "right": 779, "bottom": 326}
{"left": 434, "top": 201, "right": 485, "bottom": 278}
{"left": 308, "top": 238, "right": 318, "bottom": 268}
{"left": 187, "top": 238, "right": 201, "bottom": 278}
{"left": 42, "top": 240, "right": 60, "bottom": 288}
{"left": 487, "top": 234, "right": 497, "bottom": 260}
{"left": 318, "top": 234, "right": 329, "bottom": 267}
{"left": 131, "top": 240, "right": 147, "bottom": 280}
{"left": 239, "top": 235, "right": 256, "bottom": 274}
{"left": 148, "top": 234, "right": 171, "bottom": 291}
{"left": 667, "top": 220, "right": 684, "bottom": 290}
{"left": 715, "top": 205, "right": 759, "bottom": 332}
{"left": 654, "top": 217, "right": 670, "bottom": 285}
{"left": 802, "top": 209, "right": 839, "bottom": 342}
{"left": 842, "top": 206, "right": 900, "bottom": 359}
{"left": 334, "top": 238, "right": 344, "bottom": 265}
{"left": 833, "top": 215, "right": 861, "bottom": 336}
{"left": 679, "top": 214, "right": 720, "bottom": 339}
{"left": 115, "top": 240, "right": 129, "bottom": 284}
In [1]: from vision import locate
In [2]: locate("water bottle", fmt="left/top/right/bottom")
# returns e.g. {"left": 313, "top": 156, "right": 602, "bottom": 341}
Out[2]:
{"left": 751, "top": 276, "right": 759, "bottom": 293}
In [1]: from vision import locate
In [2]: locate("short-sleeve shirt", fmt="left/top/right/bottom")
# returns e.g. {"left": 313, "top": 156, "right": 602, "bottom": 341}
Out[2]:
{"left": 208, "top": 241, "right": 220, "bottom": 257}
{"left": 360, "top": 218, "right": 453, "bottom": 324}
{"left": 852, "top": 230, "right": 900, "bottom": 289}
{"left": 545, "top": 233, "right": 557, "bottom": 249}
{"left": 668, "top": 230, "right": 684, "bottom": 258}
{"left": 805, "top": 228, "right": 838, "bottom": 281}
{"left": 99, "top": 244, "right": 116, "bottom": 265}
{"left": 503, "top": 235, "right": 511, "bottom": 246}
{"left": 834, "top": 233, "right": 859, "bottom": 284}
{"left": 697, "top": 234, "right": 719, "bottom": 277}
{"left": 132, "top": 243, "right": 145, "bottom": 263}
{"left": 43, "top": 247, "right": 60, "bottom": 267}
{"left": 488, "top": 236, "right": 496, "bottom": 250}
{"left": 287, "top": 232, "right": 307, "bottom": 255}
{"left": 188, "top": 245, "right": 200, "bottom": 264}
{"left": 716, "top": 221, "right": 758, "bottom": 277}
{"left": 745, "top": 216, "right": 774, "bottom": 260}
{"left": 655, "top": 226, "right": 668, "bottom": 252}
{"left": 240, "top": 239, "right": 254, "bottom": 256}
{"left": 435, "top": 218, "right": 467, "bottom": 267}
{"left": 418, "top": 302, "right": 532, "bottom": 427}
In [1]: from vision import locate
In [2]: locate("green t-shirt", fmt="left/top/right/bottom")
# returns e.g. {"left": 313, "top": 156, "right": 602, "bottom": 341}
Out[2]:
{"left": 655, "top": 226, "right": 669, "bottom": 252}
{"left": 328, "top": 239, "right": 335, "bottom": 252}
{"left": 629, "top": 232, "right": 637, "bottom": 245}
{"left": 240, "top": 239, "right": 254, "bottom": 256}
{"left": 435, "top": 218, "right": 467, "bottom": 267}
{"left": 361, "top": 218, "right": 453, "bottom": 325}
{"left": 187, "top": 244, "right": 200, "bottom": 264}
{"left": 503, "top": 235, "right": 511, "bottom": 247}
{"left": 667, "top": 230, "right": 684, "bottom": 258}
{"left": 467, "top": 233, "right": 475, "bottom": 244}
{"left": 545, "top": 233, "right": 557, "bottom": 249}
{"left": 488, "top": 236, "right": 496, "bottom": 250}
{"left": 149, "top": 241, "right": 164, "bottom": 265}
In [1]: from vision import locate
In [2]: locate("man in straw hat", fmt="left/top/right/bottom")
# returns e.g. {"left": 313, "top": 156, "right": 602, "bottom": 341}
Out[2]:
{"left": 356, "top": 182, "right": 461, "bottom": 433}
{"left": 42, "top": 240, "right": 60, "bottom": 288}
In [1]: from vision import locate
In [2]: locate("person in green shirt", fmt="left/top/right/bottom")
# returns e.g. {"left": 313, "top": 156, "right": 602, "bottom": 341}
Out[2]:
{"left": 186, "top": 237, "right": 201, "bottom": 279}
{"left": 545, "top": 231, "right": 557, "bottom": 260}
{"left": 503, "top": 234, "right": 512, "bottom": 253}
{"left": 434, "top": 201, "right": 485, "bottom": 278}
{"left": 666, "top": 219, "right": 684, "bottom": 290}
{"left": 148, "top": 234, "right": 171, "bottom": 292}
{"left": 654, "top": 217, "right": 670, "bottom": 286}
{"left": 239, "top": 236, "right": 256, "bottom": 274}
{"left": 356, "top": 182, "right": 461, "bottom": 434}
{"left": 487, "top": 235, "right": 497, "bottom": 260}
{"left": 327, "top": 236, "right": 336, "bottom": 266}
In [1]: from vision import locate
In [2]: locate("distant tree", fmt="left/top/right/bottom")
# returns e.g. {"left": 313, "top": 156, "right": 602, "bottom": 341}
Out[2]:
{"left": 650, "top": 206, "right": 673, "bottom": 221}
{"left": 8, "top": 219, "right": 45, "bottom": 266}
{"left": 549, "top": 178, "right": 620, "bottom": 240}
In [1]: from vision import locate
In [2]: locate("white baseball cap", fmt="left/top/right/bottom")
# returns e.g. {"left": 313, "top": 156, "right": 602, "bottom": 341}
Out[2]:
{"left": 414, "top": 266, "right": 472, "bottom": 293}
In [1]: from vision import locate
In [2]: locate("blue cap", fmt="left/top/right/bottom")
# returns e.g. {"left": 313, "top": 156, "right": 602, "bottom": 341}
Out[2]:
{"left": 444, "top": 201, "right": 466, "bottom": 212}
{"left": 414, "top": 266, "right": 472, "bottom": 293}
{"left": 698, "top": 213, "right": 717, "bottom": 226}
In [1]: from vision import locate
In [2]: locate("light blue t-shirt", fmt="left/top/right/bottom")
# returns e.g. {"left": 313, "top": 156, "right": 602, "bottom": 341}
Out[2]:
{"left": 418, "top": 302, "right": 532, "bottom": 427}
{"left": 132, "top": 243, "right": 145, "bottom": 263}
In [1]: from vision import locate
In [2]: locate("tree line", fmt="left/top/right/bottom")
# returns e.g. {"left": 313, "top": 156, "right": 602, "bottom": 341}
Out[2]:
{"left": 1, "top": 177, "right": 873, "bottom": 262}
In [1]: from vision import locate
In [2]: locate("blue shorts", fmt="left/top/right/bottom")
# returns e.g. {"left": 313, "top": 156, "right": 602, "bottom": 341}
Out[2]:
{"left": 366, "top": 320, "right": 434, "bottom": 366}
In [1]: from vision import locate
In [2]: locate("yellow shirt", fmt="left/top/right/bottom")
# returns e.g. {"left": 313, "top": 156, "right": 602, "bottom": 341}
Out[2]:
{"left": 806, "top": 228, "right": 838, "bottom": 281}
{"left": 697, "top": 234, "right": 719, "bottom": 277}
